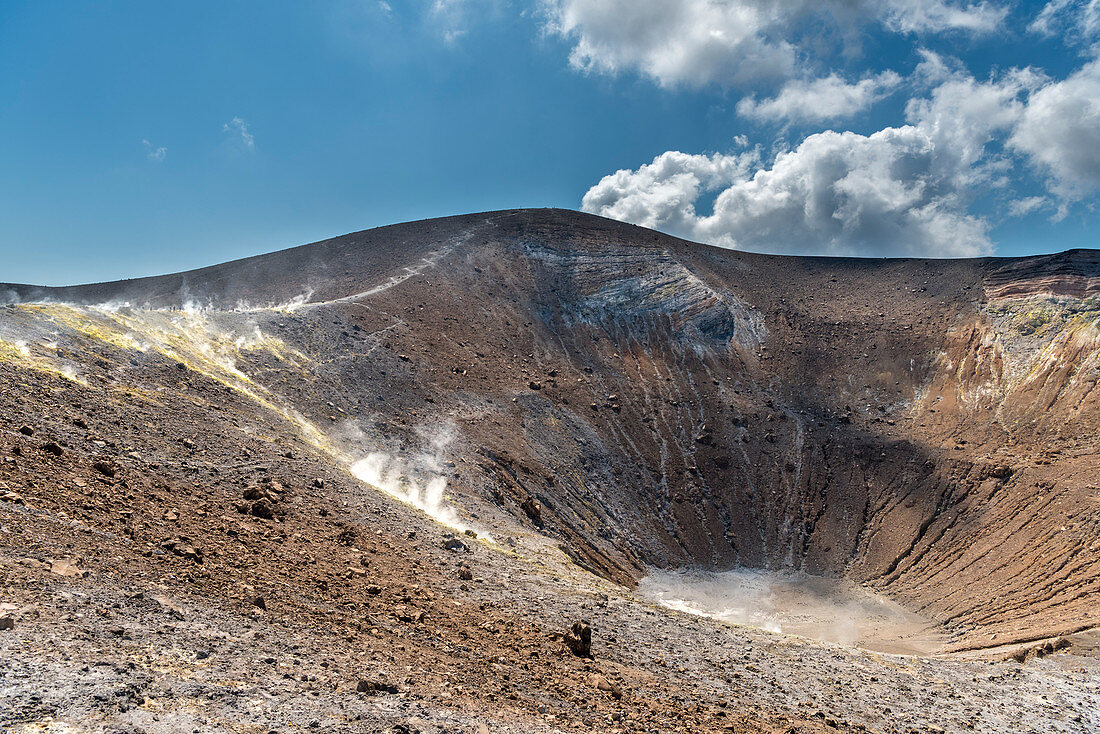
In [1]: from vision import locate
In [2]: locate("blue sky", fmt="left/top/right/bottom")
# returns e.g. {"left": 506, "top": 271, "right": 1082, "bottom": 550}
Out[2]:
{"left": 1, "top": 1, "right": 1098, "bottom": 285}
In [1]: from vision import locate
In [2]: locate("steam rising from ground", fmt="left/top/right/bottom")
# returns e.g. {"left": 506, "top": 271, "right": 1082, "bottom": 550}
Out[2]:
{"left": 342, "top": 421, "right": 481, "bottom": 537}
{"left": 640, "top": 568, "right": 942, "bottom": 654}
{"left": 350, "top": 454, "right": 465, "bottom": 532}
{"left": 0, "top": 298, "right": 484, "bottom": 538}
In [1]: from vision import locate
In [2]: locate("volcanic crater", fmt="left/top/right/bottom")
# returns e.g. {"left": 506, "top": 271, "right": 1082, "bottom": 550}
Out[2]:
{"left": 2, "top": 209, "right": 1098, "bottom": 733}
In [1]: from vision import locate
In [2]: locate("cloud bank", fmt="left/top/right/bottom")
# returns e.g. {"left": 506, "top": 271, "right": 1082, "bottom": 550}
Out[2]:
{"left": 581, "top": 62, "right": 1100, "bottom": 257}
{"left": 1010, "top": 57, "right": 1100, "bottom": 203}
{"left": 543, "top": 0, "right": 1005, "bottom": 89}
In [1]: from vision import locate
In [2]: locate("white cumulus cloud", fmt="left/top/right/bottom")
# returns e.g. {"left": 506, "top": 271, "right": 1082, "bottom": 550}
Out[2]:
{"left": 581, "top": 150, "right": 761, "bottom": 233}
{"left": 736, "top": 71, "right": 903, "bottom": 123}
{"left": 544, "top": 0, "right": 801, "bottom": 88}
{"left": 583, "top": 68, "right": 1043, "bottom": 257}
{"left": 1010, "top": 56, "right": 1100, "bottom": 203}
{"left": 543, "top": 0, "right": 1006, "bottom": 89}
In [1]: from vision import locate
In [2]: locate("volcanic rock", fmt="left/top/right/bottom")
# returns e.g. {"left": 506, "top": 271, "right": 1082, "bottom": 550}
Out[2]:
{"left": 442, "top": 538, "right": 468, "bottom": 553}
{"left": 563, "top": 621, "right": 592, "bottom": 658}
{"left": 161, "top": 538, "right": 203, "bottom": 562}
{"left": 589, "top": 673, "right": 623, "bottom": 699}
{"left": 92, "top": 459, "right": 117, "bottom": 477}
{"left": 48, "top": 559, "right": 88, "bottom": 577}
{"left": 356, "top": 678, "right": 399, "bottom": 695}
{"left": 250, "top": 500, "right": 275, "bottom": 520}
{"left": 519, "top": 496, "right": 542, "bottom": 524}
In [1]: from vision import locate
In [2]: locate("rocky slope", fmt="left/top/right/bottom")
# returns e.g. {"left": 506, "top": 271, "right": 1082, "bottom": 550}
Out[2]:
{"left": 1, "top": 209, "right": 1098, "bottom": 732}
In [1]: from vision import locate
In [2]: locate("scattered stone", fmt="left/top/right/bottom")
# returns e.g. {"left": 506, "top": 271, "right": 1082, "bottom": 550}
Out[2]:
{"left": 161, "top": 538, "right": 204, "bottom": 562}
{"left": 151, "top": 594, "right": 186, "bottom": 620}
{"left": 463, "top": 528, "right": 478, "bottom": 539}
{"left": 18, "top": 425, "right": 34, "bottom": 436}
{"left": 73, "top": 417, "right": 89, "bottom": 429}
{"left": 365, "top": 584, "right": 382, "bottom": 595}
{"left": 0, "top": 615, "right": 13, "bottom": 631}
{"left": 312, "top": 478, "right": 325, "bottom": 489}
{"left": 443, "top": 538, "right": 468, "bottom": 553}
{"left": 48, "top": 558, "right": 89, "bottom": 578}
{"left": 41, "top": 441, "right": 63, "bottom": 456}
{"left": 356, "top": 678, "right": 399, "bottom": 694}
{"left": 1009, "top": 637, "right": 1070, "bottom": 663}
{"left": 563, "top": 620, "right": 592, "bottom": 658}
{"left": 92, "top": 460, "right": 117, "bottom": 478}
{"left": 250, "top": 595, "right": 267, "bottom": 610}
{"left": 528, "top": 380, "right": 542, "bottom": 390}
{"left": 250, "top": 500, "right": 275, "bottom": 520}
{"left": 181, "top": 438, "right": 195, "bottom": 450}
{"left": 243, "top": 486, "right": 279, "bottom": 503}
{"left": 395, "top": 607, "right": 425, "bottom": 624}
{"left": 457, "top": 567, "right": 473, "bottom": 581}
{"left": 0, "top": 490, "right": 25, "bottom": 505}
{"left": 588, "top": 673, "right": 623, "bottom": 699}
{"left": 520, "top": 496, "right": 542, "bottom": 524}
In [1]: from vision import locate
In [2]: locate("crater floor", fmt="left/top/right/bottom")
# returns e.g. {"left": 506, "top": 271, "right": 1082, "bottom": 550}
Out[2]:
{"left": 638, "top": 567, "right": 947, "bottom": 656}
